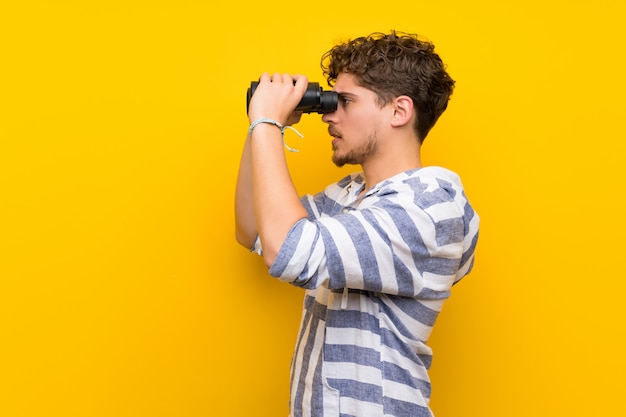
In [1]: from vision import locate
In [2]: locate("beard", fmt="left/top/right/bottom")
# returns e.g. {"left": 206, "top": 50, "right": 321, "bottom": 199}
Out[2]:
{"left": 332, "top": 132, "right": 379, "bottom": 167}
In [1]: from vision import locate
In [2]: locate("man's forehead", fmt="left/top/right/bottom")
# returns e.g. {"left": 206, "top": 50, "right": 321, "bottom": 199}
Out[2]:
{"left": 332, "top": 73, "right": 360, "bottom": 93}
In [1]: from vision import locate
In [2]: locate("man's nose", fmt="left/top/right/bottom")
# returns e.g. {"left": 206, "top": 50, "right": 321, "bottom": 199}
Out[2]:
{"left": 321, "top": 111, "right": 336, "bottom": 124}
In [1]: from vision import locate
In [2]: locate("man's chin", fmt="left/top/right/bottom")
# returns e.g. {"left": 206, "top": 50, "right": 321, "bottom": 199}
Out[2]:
{"left": 332, "top": 153, "right": 354, "bottom": 168}
{"left": 331, "top": 153, "right": 344, "bottom": 167}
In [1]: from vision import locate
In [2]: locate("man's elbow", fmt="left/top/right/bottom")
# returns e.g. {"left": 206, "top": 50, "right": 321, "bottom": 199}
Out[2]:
{"left": 235, "top": 228, "right": 255, "bottom": 250}
{"left": 261, "top": 250, "right": 277, "bottom": 269}
{"left": 235, "top": 231, "right": 276, "bottom": 269}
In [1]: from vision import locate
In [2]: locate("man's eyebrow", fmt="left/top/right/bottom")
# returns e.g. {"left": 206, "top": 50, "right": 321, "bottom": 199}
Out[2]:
{"left": 336, "top": 91, "right": 357, "bottom": 99}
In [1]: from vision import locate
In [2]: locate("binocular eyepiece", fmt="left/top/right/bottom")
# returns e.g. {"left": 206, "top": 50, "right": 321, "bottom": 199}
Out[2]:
{"left": 246, "top": 81, "right": 338, "bottom": 114}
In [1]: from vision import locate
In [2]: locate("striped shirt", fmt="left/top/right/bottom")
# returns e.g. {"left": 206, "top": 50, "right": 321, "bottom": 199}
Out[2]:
{"left": 254, "top": 166, "right": 479, "bottom": 417}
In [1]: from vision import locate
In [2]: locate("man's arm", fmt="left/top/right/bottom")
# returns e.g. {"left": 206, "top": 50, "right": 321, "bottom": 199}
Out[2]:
{"left": 234, "top": 135, "right": 257, "bottom": 249}
{"left": 249, "top": 122, "right": 308, "bottom": 267}
{"left": 234, "top": 73, "right": 309, "bottom": 266}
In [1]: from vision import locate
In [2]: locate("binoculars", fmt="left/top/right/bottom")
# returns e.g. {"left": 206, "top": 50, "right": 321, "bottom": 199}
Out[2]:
{"left": 246, "top": 81, "right": 338, "bottom": 114}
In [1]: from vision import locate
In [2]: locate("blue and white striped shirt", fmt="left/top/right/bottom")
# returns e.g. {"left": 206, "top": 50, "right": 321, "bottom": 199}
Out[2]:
{"left": 256, "top": 167, "right": 479, "bottom": 417}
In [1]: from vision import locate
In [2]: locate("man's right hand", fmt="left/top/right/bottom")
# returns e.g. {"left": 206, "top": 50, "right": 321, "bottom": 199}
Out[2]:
{"left": 247, "top": 73, "right": 309, "bottom": 126}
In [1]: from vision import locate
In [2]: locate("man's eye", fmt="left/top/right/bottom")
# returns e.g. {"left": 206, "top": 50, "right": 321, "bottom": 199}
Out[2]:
{"left": 339, "top": 96, "right": 352, "bottom": 105}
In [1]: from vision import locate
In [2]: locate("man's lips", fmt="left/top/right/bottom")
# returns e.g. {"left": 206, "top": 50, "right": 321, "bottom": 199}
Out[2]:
{"left": 329, "top": 129, "right": 341, "bottom": 147}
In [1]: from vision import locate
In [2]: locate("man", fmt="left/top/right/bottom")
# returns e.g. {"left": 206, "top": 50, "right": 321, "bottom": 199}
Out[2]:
{"left": 235, "top": 31, "right": 479, "bottom": 417}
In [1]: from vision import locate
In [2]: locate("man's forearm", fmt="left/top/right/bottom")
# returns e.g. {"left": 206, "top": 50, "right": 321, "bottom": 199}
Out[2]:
{"left": 234, "top": 136, "right": 257, "bottom": 248}
{"left": 250, "top": 123, "right": 308, "bottom": 267}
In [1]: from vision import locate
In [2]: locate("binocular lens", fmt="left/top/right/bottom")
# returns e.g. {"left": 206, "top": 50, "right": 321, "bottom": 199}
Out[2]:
{"left": 246, "top": 81, "right": 338, "bottom": 114}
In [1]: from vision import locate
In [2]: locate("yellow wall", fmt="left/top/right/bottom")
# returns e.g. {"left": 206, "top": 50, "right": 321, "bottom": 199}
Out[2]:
{"left": 2, "top": 1, "right": 625, "bottom": 416}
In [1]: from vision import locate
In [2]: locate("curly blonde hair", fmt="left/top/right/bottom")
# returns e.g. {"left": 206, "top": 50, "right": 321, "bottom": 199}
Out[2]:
{"left": 321, "top": 31, "right": 455, "bottom": 142}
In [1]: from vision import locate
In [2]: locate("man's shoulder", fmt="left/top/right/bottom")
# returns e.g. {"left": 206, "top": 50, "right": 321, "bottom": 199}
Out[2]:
{"left": 404, "top": 166, "right": 461, "bottom": 186}
{"left": 372, "top": 167, "right": 470, "bottom": 217}
{"left": 379, "top": 167, "right": 462, "bottom": 195}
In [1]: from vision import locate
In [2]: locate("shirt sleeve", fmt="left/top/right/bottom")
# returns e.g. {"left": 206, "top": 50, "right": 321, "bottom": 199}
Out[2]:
{"left": 268, "top": 184, "right": 469, "bottom": 298}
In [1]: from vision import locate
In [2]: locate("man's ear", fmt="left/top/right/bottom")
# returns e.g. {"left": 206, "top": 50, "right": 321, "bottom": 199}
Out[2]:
{"left": 390, "top": 95, "right": 414, "bottom": 127}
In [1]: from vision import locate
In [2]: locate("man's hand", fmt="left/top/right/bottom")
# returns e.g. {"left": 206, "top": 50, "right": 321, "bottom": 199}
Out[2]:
{"left": 247, "top": 73, "right": 308, "bottom": 126}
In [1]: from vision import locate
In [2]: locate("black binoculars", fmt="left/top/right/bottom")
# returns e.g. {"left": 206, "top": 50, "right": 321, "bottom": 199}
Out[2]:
{"left": 246, "top": 81, "right": 338, "bottom": 114}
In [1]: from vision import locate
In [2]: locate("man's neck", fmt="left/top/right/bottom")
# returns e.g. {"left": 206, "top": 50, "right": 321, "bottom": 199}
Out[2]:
{"left": 361, "top": 148, "right": 422, "bottom": 193}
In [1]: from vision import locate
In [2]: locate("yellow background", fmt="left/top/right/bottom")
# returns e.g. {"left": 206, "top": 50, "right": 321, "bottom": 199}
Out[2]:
{"left": 1, "top": 1, "right": 625, "bottom": 416}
